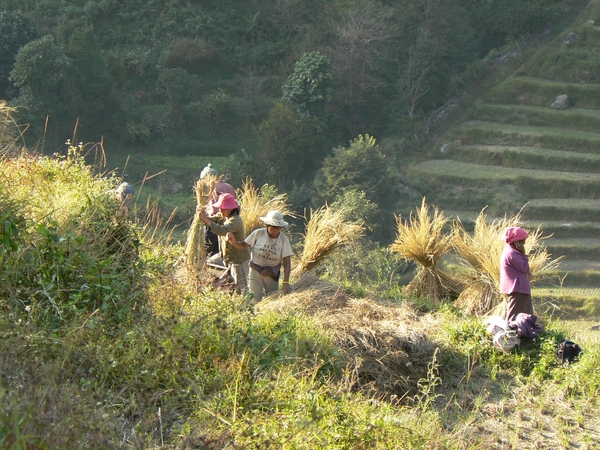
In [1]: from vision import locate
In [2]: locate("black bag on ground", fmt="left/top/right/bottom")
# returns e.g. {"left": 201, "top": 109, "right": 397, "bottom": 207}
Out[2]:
{"left": 556, "top": 340, "right": 582, "bottom": 365}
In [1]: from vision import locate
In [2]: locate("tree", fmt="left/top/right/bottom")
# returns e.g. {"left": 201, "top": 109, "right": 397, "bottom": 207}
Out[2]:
{"left": 315, "top": 134, "right": 391, "bottom": 204}
{"left": 255, "top": 102, "right": 325, "bottom": 190}
{"left": 10, "top": 35, "right": 72, "bottom": 136}
{"left": 0, "top": 10, "right": 38, "bottom": 99}
{"left": 10, "top": 36, "right": 71, "bottom": 108}
{"left": 282, "top": 51, "right": 333, "bottom": 129}
{"left": 328, "top": 1, "right": 399, "bottom": 134}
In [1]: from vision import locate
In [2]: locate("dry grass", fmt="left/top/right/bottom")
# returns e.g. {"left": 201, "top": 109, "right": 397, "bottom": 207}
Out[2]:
{"left": 293, "top": 205, "right": 364, "bottom": 276}
{"left": 183, "top": 173, "right": 218, "bottom": 278}
{"left": 258, "top": 273, "right": 441, "bottom": 400}
{"left": 453, "top": 208, "right": 563, "bottom": 316}
{"left": 390, "top": 198, "right": 463, "bottom": 301}
{"left": 0, "top": 101, "right": 23, "bottom": 157}
{"left": 237, "top": 178, "right": 293, "bottom": 235}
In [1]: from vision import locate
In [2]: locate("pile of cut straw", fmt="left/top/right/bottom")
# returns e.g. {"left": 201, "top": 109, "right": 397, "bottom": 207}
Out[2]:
{"left": 294, "top": 204, "right": 364, "bottom": 276}
{"left": 259, "top": 287, "right": 440, "bottom": 400}
{"left": 390, "top": 198, "right": 463, "bottom": 301}
{"left": 453, "top": 208, "right": 562, "bottom": 315}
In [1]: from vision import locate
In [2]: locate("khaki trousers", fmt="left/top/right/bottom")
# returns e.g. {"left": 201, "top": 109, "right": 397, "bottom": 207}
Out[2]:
{"left": 248, "top": 267, "right": 279, "bottom": 302}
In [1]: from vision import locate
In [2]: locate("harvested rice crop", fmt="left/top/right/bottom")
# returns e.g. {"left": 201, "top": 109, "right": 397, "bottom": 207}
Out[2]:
{"left": 184, "top": 173, "right": 218, "bottom": 275}
{"left": 453, "top": 208, "right": 562, "bottom": 315}
{"left": 294, "top": 205, "right": 364, "bottom": 276}
{"left": 390, "top": 199, "right": 463, "bottom": 301}
{"left": 237, "top": 178, "right": 293, "bottom": 235}
{"left": 258, "top": 274, "right": 440, "bottom": 400}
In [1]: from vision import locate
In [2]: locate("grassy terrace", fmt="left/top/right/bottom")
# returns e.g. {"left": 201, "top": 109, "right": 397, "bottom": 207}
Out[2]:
{"left": 415, "top": 160, "right": 600, "bottom": 182}
{"left": 456, "top": 121, "right": 600, "bottom": 152}
{"left": 524, "top": 198, "right": 600, "bottom": 221}
{"left": 472, "top": 103, "right": 600, "bottom": 132}
{"left": 545, "top": 237, "right": 600, "bottom": 259}
{"left": 450, "top": 145, "right": 600, "bottom": 172}
{"left": 522, "top": 219, "right": 600, "bottom": 238}
{"left": 483, "top": 76, "right": 600, "bottom": 109}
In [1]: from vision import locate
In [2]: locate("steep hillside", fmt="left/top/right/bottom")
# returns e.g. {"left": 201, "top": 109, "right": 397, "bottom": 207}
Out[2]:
{"left": 412, "top": 1, "right": 600, "bottom": 316}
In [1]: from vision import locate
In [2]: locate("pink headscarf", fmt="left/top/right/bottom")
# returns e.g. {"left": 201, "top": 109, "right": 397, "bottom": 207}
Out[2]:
{"left": 501, "top": 226, "right": 528, "bottom": 244}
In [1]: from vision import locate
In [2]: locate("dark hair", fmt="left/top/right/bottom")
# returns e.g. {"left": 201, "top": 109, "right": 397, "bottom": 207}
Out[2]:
{"left": 231, "top": 208, "right": 240, "bottom": 215}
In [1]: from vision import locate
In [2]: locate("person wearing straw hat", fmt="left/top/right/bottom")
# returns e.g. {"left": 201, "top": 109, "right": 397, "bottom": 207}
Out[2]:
{"left": 199, "top": 193, "right": 250, "bottom": 294}
{"left": 500, "top": 226, "right": 534, "bottom": 321}
{"left": 226, "top": 210, "right": 292, "bottom": 302}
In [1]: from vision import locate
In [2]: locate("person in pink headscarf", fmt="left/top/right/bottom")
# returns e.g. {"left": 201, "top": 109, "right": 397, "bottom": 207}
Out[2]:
{"left": 500, "top": 226, "right": 533, "bottom": 321}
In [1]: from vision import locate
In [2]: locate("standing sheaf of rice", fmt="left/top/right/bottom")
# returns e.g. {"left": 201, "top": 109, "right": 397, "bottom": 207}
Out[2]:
{"left": 390, "top": 198, "right": 463, "bottom": 301}
{"left": 452, "top": 208, "right": 562, "bottom": 316}
{"left": 237, "top": 178, "right": 293, "bottom": 235}
{"left": 293, "top": 204, "right": 364, "bottom": 277}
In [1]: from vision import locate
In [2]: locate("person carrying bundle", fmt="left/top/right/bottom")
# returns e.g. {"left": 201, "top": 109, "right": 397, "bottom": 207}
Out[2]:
{"left": 199, "top": 163, "right": 236, "bottom": 257}
{"left": 226, "top": 210, "right": 292, "bottom": 302}
{"left": 199, "top": 193, "right": 249, "bottom": 294}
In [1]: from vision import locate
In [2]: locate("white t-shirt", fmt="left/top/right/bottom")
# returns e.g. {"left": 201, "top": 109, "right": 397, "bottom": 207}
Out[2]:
{"left": 244, "top": 228, "right": 292, "bottom": 267}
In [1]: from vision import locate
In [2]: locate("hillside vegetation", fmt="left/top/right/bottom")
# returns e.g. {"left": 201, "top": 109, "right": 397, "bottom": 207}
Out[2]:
{"left": 1, "top": 104, "right": 600, "bottom": 449}
{"left": 413, "top": 0, "right": 600, "bottom": 316}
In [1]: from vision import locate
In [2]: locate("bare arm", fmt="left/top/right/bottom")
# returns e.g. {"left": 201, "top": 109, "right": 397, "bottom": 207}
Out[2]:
{"left": 226, "top": 232, "right": 250, "bottom": 249}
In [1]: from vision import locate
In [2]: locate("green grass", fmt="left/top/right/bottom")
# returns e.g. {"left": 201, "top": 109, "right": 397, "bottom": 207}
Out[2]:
{"left": 483, "top": 76, "right": 600, "bottom": 109}
{"left": 450, "top": 144, "right": 600, "bottom": 172}
{"left": 456, "top": 120, "right": 600, "bottom": 153}
{"left": 472, "top": 103, "right": 600, "bottom": 132}
{"left": 415, "top": 160, "right": 600, "bottom": 182}
{"left": 545, "top": 237, "right": 600, "bottom": 259}
{"left": 522, "top": 219, "right": 600, "bottom": 239}
{"left": 524, "top": 198, "right": 600, "bottom": 221}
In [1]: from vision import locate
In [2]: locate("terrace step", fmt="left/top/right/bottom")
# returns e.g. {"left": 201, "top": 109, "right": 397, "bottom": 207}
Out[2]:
{"left": 544, "top": 237, "right": 600, "bottom": 260}
{"left": 533, "top": 287, "right": 600, "bottom": 319}
{"left": 456, "top": 121, "right": 600, "bottom": 153}
{"left": 482, "top": 76, "right": 600, "bottom": 110}
{"left": 521, "top": 219, "right": 600, "bottom": 239}
{"left": 544, "top": 259, "right": 600, "bottom": 288}
{"left": 472, "top": 103, "right": 600, "bottom": 133}
{"left": 523, "top": 198, "right": 600, "bottom": 221}
{"left": 449, "top": 145, "right": 600, "bottom": 173}
{"left": 413, "top": 160, "right": 600, "bottom": 198}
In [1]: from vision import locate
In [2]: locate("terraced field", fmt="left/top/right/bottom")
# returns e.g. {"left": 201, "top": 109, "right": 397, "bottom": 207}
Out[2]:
{"left": 413, "top": 10, "right": 600, "bottom": 315}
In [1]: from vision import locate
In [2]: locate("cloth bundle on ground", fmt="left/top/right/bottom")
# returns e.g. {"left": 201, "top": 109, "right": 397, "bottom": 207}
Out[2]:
{"left": 508, "top": 313, "right": 544, "bottom": 339}
{"left": 484, "top": 316, "right": 521, "bottom": 352}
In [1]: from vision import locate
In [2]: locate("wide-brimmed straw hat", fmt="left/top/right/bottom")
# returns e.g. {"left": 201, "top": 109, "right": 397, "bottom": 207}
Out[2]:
{"left": 213, "top": 193, "right": 239, "bottom": 210}
{"left": 501, "top": 226, "right": 528, "bottom": 244}
{"left": 260, "top": 210, "right": 288, "bottom": 227}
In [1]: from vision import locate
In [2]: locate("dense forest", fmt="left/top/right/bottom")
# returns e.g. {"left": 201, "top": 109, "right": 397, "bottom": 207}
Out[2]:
{"left": 0, "top": 0, "right": 586, "bottom": 234}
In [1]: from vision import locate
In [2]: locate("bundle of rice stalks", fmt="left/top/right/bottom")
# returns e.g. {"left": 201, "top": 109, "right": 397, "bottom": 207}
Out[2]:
{"left": 183, "top": 173, "right": 218, "bottom": 274}
{"left": 293, "top": 204, "right": 364, "bottom": 276}
{"left": 452, "top": 208, "right": 562, "bottom": 315}
{"left": 390, "top": 198, "right": 463, "bottom": 301}
{"left": 237, "top": 178, "right": 293, "bottom": 235}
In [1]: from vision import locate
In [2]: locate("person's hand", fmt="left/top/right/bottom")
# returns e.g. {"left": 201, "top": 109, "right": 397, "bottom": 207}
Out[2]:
{"left": 199, "top": 209, "right": 208, "bottom": 221}
{"left": 226, "top": 232, "right": 235, "bottom": 243}
{"left": 282, "top": 282, "right": 292, "bottom": 294}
